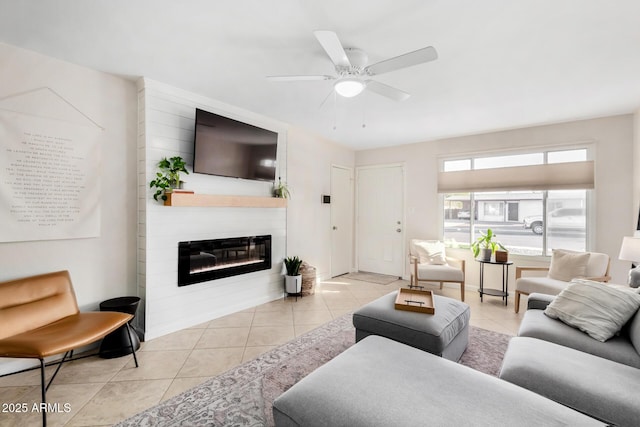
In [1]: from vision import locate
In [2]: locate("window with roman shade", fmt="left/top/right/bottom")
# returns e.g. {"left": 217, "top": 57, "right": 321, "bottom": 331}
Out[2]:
{"left": 440, "top": 148, "right": 592, "bottom": 256}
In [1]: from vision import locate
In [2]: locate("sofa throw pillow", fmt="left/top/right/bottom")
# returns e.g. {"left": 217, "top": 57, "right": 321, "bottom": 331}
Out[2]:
{"left": 544, "top": 279, "right": 640, "bottom": 342}
{"left": 601, "top": 282, "right": 640, "bottom": 294}
{"left": 547, "top": 249, "right": 590, "bottom": 282}
{"left": 414, "top": 240, "right": 447, "bottom": 265}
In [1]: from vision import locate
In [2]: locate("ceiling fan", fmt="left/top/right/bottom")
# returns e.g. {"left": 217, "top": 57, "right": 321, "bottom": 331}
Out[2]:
{"left": 267, "top": 30, "right": 438, "bottom": 102}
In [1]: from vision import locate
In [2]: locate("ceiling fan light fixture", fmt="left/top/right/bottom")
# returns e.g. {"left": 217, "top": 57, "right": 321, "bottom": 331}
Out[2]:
{"left": 334, "top": 78, "right": 365, "bottom": 98}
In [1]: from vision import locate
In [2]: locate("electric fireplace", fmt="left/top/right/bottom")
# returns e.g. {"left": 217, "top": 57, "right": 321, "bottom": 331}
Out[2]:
{"left": 178, "top": 235, "right": 272, "bottom": 286}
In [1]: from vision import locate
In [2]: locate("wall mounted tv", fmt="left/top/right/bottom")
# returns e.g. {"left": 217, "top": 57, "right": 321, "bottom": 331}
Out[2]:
{"left": 193, "top": 108, "right": 278, "bottom": 182}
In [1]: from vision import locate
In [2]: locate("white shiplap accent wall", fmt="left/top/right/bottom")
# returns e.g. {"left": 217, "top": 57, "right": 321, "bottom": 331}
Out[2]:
{"left": 138, "top": 78, "right": 288, "bottom": 340}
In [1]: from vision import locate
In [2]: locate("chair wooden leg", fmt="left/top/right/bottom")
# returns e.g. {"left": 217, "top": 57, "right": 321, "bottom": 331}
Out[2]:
{"left": 439, "top": 282, "right": 443, "bottom": 290}
{"left": 515, "top": 291, "right": 521, "bottom": 313}
{"left": 460, "top": 282, "right": 465, "bottom": 302}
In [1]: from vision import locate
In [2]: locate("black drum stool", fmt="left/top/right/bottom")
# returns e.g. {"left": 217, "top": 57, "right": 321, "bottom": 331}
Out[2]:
{"left": 99, "top": 296, "right": 141, "bottom": 358}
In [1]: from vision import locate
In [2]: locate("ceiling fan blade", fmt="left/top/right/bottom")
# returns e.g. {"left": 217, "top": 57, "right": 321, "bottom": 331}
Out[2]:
{"left": 313, "top": 30, "right": 351, "bottom": 67}
{"left": 366, "top": 80, "right": 411, "bottom": 102}
{"left": 365, "top": 46, "right": 438, "bottom": 76}
{"left": 267, "top": 75, "right": 334, "bottom": 82}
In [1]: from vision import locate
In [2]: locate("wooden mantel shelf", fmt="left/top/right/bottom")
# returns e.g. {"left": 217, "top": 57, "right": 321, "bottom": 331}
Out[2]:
{"left": 164, "top": 192, "right": 287, "bottom": 208}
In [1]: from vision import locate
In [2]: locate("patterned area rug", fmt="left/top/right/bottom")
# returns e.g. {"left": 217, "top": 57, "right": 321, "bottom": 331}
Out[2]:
{"left": 117, "top": 314, "right": 511, "bottom": 427}
{"left": 339, "top": 271, "right": 400, "bottom": 285}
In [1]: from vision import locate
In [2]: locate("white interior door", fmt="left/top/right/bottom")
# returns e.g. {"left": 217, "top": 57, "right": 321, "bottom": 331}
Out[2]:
{"left": 357, "top": 165, "right": 404, "bottom": 276}
{"left": 330, "top": 166, "right": 353, "bottom": 277}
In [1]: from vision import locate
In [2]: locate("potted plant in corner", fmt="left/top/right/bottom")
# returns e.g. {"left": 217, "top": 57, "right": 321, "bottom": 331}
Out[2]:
{"left": 471, "top": 228, "right": 507, "bottom": 262}
{"left": 284, "top": 256, "right": 303, "bottom": 294}
{"left": 149, "top": 156, "right": 189, "bottom": 201}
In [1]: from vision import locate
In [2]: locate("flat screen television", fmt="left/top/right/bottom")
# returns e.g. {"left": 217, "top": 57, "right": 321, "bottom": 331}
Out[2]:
{"left": 193, "top": 108, "right": 278, "bottom": 182}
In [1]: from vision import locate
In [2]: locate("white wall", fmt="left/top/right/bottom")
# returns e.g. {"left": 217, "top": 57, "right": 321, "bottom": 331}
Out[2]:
{"left": 633, "top": 109, "right": 640, "bottom": 235}
{"left": 356, "top": 115, "right": 635, "bottom": 286}
{"left": 139, "top": 81, "right": 356, "bottom": 339}
{"left": 139, "top": 79, "right": 291, "bottom": 340}
{"left": 286, "top": 127, "right": 355, "bottom": 280}
{"left": 0, "top": 43, "right": 138, "bottom": 374}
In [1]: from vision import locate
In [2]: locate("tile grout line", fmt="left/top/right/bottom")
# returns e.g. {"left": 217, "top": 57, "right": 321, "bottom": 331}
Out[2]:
{"left": 156, "top": 328, "right": 207, "bottom": 403}
{"left": 239, "top": 309, "right": 258, "bottom": 363}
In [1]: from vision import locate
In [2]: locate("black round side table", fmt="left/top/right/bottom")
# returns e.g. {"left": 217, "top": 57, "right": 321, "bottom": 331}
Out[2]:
{"left": 476, "top": 259, "right": 513, "bottom": 306}
{"left": 99, "top": 296, "right": 141, "bottom": 359}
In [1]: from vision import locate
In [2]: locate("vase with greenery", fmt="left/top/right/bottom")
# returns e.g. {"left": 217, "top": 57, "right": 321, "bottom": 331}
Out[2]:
{"left": 273, "top": 177, "right": 290, "bottom": 199}
{"left": 471, "top": 228, "right": 507, "bottom": 261}
{"left": 284, "top": 256, "right": 303, "bottom": 293}
{"left": 149, "top": 156, "right": 189, "bottom": 201}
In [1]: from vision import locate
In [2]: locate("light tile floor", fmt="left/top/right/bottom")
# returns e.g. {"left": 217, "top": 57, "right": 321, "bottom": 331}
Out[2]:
{"left": 0, "top": 278, "right": 526, "bottom": 426}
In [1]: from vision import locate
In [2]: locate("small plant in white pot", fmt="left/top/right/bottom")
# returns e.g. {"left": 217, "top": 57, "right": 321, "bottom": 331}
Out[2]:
{"left": 284, "top": 256, "right": 303, "bottom": 294}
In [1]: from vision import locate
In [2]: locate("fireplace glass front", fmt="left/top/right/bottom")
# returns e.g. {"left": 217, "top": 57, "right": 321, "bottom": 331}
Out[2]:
{"left": 178, "top": 235, "right": 272, "bottom": 286}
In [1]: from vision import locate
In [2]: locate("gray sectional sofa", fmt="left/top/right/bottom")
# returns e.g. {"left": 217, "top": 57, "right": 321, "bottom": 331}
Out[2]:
{"left": 273, "top": 290, "right": 640, "bottom": 426}
{"left": 273, "top": 335, "right": 604, "bottom": 427}
{"left": 500, "top": 293, "right": 640, "bottom": 426}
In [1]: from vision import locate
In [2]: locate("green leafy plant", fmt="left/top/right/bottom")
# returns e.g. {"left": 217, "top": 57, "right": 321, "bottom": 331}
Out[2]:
{"left": 149, "top": 156, "right": 189, "bottom": 201}
{"left": 471, "top": 228, "right": 506, "bottom": 258}
{"left": 284, "top": 256, "right": 303, "bottom": 276}
{"left": 273, "top": 177, "right": 290, "bottom": 199}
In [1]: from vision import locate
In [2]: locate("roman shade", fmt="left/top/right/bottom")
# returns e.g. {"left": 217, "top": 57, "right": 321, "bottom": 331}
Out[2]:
{"left": 437, "top": 161, "right": 594, "bottom": 193}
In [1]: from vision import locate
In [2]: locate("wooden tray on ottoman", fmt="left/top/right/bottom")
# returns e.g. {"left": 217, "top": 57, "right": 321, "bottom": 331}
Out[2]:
{"left": 394, "top": 288, "right": 435, "bottom": 314}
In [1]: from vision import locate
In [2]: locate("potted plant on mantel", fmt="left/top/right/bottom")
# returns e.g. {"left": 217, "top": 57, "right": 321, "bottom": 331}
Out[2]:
{"left": 273, "top": 177, "right": 290, "bottom": 199}
{"left": 149, "top": 156, "right": 189, "bottom": 201}
{"left": 471, "top": 228, "right": 508, "bottom": 262}
{"left": 284, "top": 256, "right": 303, "bottom": 294}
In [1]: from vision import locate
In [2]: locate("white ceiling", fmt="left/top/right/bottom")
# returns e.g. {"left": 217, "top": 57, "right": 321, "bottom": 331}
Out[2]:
{"left": 1, "top": 0, "right": 639, "bottom": 150}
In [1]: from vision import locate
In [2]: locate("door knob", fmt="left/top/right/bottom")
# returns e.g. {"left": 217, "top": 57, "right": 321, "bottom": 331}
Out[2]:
{"left": 333, "top": 226, "right": 337, "bottom": 230}
{"left": 396, "top": 228, "right": 402, "bottom": 232}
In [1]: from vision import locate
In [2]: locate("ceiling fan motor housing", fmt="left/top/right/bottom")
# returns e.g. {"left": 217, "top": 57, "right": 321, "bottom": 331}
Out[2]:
{"left": 340, "top": 48, "right": 368, "bottom": 75}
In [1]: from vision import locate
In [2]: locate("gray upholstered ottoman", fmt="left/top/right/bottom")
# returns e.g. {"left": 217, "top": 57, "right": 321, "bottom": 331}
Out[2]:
{"left": 353, "top": 290, "right": 470, "bottom": 361}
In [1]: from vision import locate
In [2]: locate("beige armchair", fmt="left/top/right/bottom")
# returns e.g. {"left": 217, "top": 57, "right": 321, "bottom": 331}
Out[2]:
{"left": 409, "top": 239, "right": 466, "bottom": 301}
{"left": 514, "top": 249, "right": 611, "bottom": 313}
